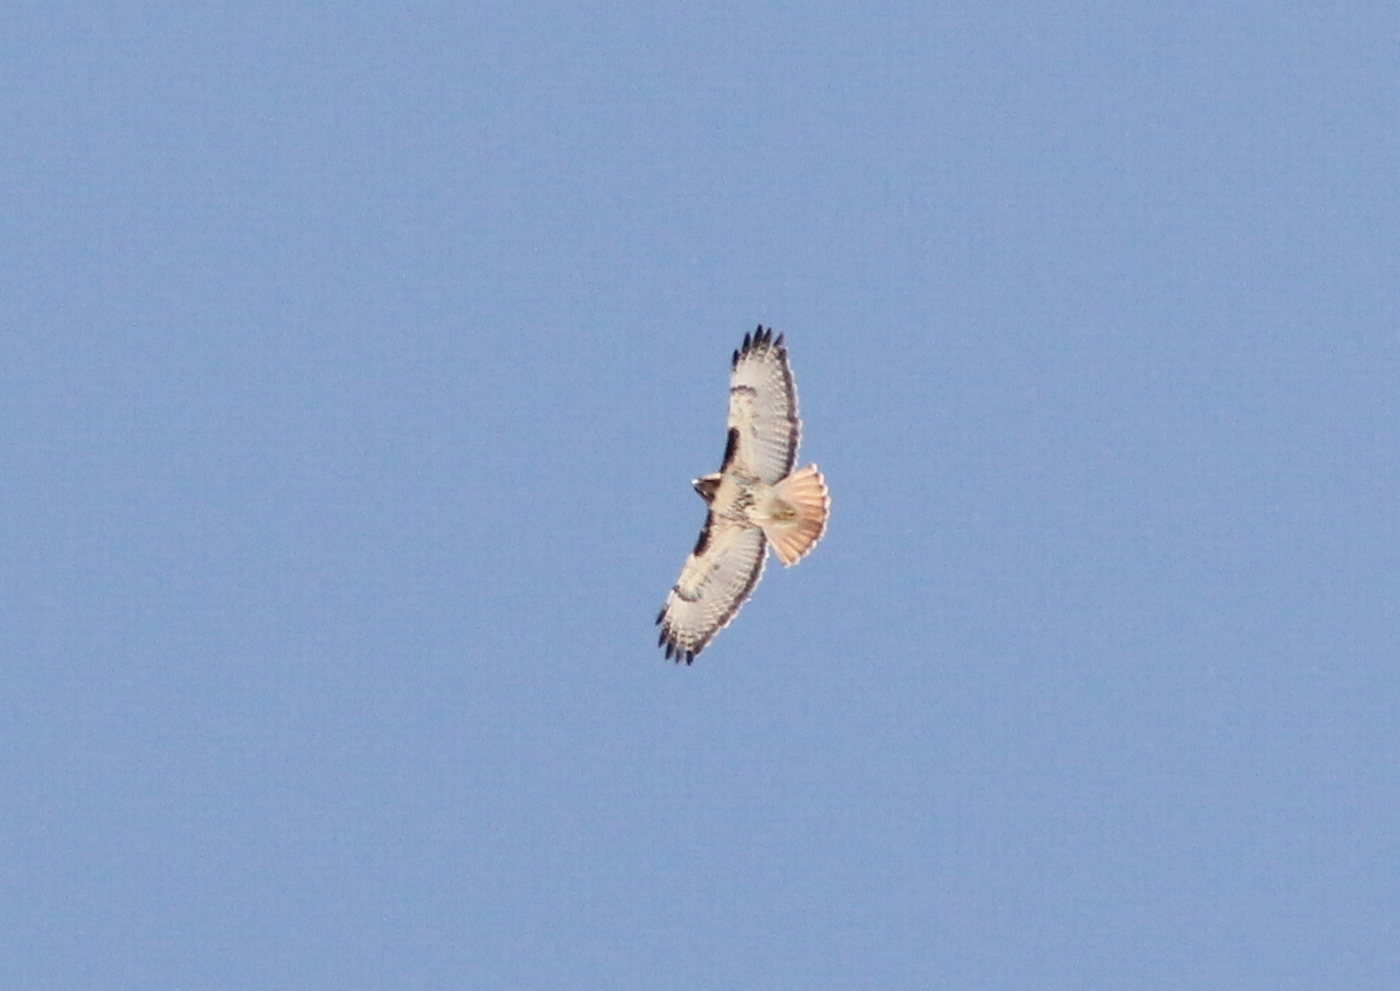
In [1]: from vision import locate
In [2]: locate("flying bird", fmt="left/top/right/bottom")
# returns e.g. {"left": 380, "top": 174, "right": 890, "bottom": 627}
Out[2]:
{"left": 656, "top": 327, "right": 830, "bottom": 663}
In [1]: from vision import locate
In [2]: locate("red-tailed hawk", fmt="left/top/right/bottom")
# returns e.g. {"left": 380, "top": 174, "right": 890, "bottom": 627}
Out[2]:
{"left": 656, "top": 327, "right": 830, "bottom": 663}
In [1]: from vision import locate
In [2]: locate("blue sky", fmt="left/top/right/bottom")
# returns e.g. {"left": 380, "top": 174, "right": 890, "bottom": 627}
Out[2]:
{"left": 3, "top": 2, "right": 1397, "bottom": 988}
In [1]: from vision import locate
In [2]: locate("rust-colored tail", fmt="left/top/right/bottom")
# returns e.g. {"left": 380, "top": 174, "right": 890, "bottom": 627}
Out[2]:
{"left": 762, "top": 465, "right": 830, "bottom": 566}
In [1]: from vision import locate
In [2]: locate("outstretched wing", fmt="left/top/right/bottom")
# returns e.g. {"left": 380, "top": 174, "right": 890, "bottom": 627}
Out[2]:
{"left": 726, "top": 326, "right": 799, "bottom": 484}
{"left": 656, "top": 517, "right": 767, "bottom": 664}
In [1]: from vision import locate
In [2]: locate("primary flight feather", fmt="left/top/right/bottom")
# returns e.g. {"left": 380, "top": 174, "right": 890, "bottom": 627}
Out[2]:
{"left": 656, "top": 327, "right": 830, "bottom": 664}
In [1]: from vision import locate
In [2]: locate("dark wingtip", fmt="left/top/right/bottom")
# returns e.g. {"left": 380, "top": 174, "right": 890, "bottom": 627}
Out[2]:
{"left": 738, "top": 325, "right": 786, "bottom": 360}
{"left": 659, "top": 632, "right": 699, "bottom": 665}
{"left": 655, "top": 607, "right": 666, "bottom": 626}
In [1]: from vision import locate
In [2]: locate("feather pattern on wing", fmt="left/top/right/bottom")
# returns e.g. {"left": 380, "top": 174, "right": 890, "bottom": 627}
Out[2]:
{"left": 656, "top": 519, "right": 767, "bottom": 664}
{"left": 726, "top": 327, "right": 799, "bottom": 484}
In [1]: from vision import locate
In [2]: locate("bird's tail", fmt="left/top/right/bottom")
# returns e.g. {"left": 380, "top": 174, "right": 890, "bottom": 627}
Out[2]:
{"left": 761, "top": 465, "right": 830, "bottom": 566}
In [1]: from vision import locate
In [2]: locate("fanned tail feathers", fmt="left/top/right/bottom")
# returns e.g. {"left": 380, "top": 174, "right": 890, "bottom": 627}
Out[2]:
{"left": 761, "top": 465, "right": 830, "bottom": 566}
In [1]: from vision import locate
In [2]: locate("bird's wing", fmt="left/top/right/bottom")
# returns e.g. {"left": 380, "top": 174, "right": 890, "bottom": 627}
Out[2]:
{"left": 656, "top": 516, "right": 767, "bottom": 664}
{"left": 725, "top": 326, "right": 799, "bottom": 484}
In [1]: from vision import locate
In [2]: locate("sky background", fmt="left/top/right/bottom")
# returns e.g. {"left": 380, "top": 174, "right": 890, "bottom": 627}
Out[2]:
{"left": 3, "top": 2, "right": 1397, "bottom": 988}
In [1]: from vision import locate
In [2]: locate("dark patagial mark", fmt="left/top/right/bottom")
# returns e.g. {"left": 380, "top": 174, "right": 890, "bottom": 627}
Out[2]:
{"left": 691, "top": 514, "right": 714, "bottom": 556}
{"left": 719, "top": 427, "right": 739, "bottom": 470}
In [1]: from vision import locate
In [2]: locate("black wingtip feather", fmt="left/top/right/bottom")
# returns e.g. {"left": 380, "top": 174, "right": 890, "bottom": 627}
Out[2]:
{"left": 658, "top": 629, "right": 701, "bottom": 665}
{"left": 737, "top": 325, "right": 787, "bottom": 361}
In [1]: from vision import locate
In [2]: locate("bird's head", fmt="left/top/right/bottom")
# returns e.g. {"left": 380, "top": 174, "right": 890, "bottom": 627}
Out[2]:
{"left": 691, "top": 473, "right": 721, "bottom": 504}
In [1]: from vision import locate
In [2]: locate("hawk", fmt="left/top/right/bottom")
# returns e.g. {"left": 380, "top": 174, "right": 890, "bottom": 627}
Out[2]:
{"left": 656, "top": 326, "right": 830, "bottom": 663}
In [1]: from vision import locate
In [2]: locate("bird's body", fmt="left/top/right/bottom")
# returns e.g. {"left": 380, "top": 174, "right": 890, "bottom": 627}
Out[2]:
{"left": 656, "top": 327, "right": 829, "bottom": 663}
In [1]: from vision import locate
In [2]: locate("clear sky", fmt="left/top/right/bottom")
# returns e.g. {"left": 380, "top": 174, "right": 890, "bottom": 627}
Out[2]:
{"left": 3, "top": 2, "right": 1397, "bottom": 988}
